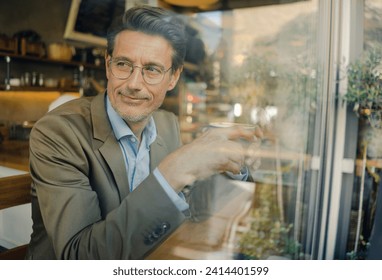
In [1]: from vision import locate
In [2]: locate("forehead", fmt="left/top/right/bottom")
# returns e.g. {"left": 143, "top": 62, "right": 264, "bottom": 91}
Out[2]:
{"left": 113, "top": 30, "right": 173, "bottom": 65}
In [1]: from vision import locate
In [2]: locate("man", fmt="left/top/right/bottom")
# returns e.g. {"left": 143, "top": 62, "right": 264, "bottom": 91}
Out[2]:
{"left": 26, "top": 6, "right": 257, "bottom": 259}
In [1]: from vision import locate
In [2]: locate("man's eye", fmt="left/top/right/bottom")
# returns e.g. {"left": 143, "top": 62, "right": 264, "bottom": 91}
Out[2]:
{"left": 145, "top": 65, "right": 162, "bottom": 74}
{"left": 115, "top": 61, "right": 130, "bottom": 68}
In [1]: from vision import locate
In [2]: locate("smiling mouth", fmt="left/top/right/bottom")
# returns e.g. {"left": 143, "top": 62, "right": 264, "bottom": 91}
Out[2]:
{"left": 119, "top": 92, "right": 149, "bottom": 104}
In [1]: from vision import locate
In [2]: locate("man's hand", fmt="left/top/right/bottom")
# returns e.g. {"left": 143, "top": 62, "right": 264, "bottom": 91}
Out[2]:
{"left": 158, "top": 125, "right": 262, "bottom": 192}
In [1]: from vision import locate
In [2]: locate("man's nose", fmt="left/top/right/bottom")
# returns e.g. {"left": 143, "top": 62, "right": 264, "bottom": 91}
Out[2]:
{"left": 126, "top": 67, "right": 144, "bottom": 89}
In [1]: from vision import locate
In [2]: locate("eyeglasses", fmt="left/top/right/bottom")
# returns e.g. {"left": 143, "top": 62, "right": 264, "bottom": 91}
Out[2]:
{"left": 109, "top": 58, "right": 173, "bottom": 85}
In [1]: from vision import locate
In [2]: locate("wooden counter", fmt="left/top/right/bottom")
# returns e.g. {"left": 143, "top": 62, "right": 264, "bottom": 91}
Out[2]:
{"left": 147, "top": 179, "right": 255, "bottom": 260}
{"left": 0, "top": 140, "right": 29, "bottom": 171}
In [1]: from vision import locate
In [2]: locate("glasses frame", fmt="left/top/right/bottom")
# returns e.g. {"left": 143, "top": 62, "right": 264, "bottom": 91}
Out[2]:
{"left": 108, "top": 58, "right": 173, "bottom": 85}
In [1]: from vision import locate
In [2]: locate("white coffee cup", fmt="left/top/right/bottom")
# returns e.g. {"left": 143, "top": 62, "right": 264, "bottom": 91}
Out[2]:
{"left": 208, "top": 122, "right": 262, "bottom": 171}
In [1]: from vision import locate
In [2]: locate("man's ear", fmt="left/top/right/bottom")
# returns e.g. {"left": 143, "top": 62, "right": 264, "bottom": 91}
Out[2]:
{"left": 167, "top": 66, "right": 183, "bottom": 91}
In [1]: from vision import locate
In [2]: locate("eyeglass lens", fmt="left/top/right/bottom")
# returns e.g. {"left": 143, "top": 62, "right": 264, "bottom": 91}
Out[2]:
{"left": 110, "top": 60, "right": 171, "bottom": 85}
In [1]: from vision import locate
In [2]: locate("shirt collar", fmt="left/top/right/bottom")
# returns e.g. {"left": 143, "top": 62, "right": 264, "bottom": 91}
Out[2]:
{"left": 105, "top": 95, "right": 157, "bottom": 148}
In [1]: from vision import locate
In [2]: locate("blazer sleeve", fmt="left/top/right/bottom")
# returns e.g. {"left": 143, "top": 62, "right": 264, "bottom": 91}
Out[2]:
{"left": 29, "top": 112, "right": 186, "bottom": 259}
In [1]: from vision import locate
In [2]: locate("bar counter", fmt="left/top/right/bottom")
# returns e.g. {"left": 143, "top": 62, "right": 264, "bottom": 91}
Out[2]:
{"left": 0, "top": 140, "right": 29, "bottom": 172}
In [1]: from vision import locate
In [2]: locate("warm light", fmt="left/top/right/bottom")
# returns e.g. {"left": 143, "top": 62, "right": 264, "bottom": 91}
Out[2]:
{"left": 186, "top": 102, "right": 193, "bottom": 114}
{"left": 186, "top": 93, "right": 194, "bottom": 102}
{"left": 233, "top": 103, "right": 242, "bottom": 117}
{"left": 251, "top": 106, "right": 278, "bottom": 126}
{"left": 163, "top": 0, "right": 218, "bottom": 7}
{"left": 233, "top": 54, "right": 246, "bottom": 66}
{"left": 265, "top": 106, "right": 278, "bottom": 119}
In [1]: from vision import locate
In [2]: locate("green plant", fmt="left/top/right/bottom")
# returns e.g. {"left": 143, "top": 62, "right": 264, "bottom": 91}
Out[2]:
{"left": 346, "top": 235, "right": 370, "bottom": 260}
{"left": 236, "top": 183, "right": 302, "bottom": 260}
{"left": 237, "top": 210, "right": 301, "bottom": 260}
{"left": 344, "top": 48, "right": 382, "bottom": 115}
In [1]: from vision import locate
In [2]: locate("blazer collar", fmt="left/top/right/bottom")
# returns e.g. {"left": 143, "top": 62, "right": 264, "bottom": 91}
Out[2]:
{"left": 91, "top": 92, "right": 112, "bottom": 142}
{"left": 90, "top": 92, "right": 170, "bottom": 198}
{"left": 149, "top": 133, "right": 168, "bottom": 170}
{"left": 90, "top": 93, "right": 128, "bottom": 198}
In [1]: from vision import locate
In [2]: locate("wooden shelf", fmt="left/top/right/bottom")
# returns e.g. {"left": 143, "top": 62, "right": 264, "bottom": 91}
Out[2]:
{"left": 0, "top": 85, "right": 79, "bottom": 92}
{"left": 0, "top": 52, "right": 104, "bottom": 70}
{"left": 183, "top": 61, "right": 198, "bottom": 72}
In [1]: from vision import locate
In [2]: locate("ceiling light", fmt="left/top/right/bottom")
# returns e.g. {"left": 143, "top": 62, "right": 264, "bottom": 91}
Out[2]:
{"left": 163, "top": 0, "right": 219, "bottom": 8}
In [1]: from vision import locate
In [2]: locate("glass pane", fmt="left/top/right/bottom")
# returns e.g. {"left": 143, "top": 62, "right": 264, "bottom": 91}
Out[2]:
{"left": 344, "top": 0, "right": 382, "bottom": 260}
{"left": 151, "top": 0, "right": 325, "bottom": 260}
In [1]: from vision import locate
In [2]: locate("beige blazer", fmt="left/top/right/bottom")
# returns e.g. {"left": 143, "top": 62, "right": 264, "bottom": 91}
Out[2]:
{"left": 27, "top": 93, "right": 186, "bottom": 259}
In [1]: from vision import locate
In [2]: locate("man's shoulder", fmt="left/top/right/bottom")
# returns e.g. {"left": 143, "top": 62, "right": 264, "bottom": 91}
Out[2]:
{"left": 153, "top": 109, "right": 177, "bottom": 121}
{"left": 153, "top": 109, "right": 179, "bottom": 133}
{"left": 153, "top": 109, "right": 179, "bottom": 130}
{"left": 48, "top": 96, "right": 95, "bottom": 116}
{"left": 36, "top": 95, "right": 102, "bottom": 132}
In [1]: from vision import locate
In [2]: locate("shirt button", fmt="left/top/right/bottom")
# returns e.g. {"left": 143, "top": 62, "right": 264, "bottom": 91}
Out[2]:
{"left": 130, "top": 138, "right": 136, "bottom": 143}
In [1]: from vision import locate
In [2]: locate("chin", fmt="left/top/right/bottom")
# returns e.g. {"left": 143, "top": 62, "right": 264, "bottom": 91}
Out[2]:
{"left": 118, "top": 107, "right": 152, "bottom": 123}
{"left": 122, "top": 114, "right": 149, "bottom": 123}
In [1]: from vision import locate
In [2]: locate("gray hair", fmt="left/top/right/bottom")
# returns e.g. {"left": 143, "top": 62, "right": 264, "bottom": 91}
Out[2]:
{"left": 107, "top": 6, "right": 186, "bottom": 71}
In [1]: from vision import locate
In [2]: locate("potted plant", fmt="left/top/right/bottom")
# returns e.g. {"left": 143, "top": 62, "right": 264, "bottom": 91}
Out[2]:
{"left": 236, "top": 182, "right": 302, "bottom": 260}
{"left": 343, "top": 48, "right": 382, "bottom": 158}
{"left": 343, "top": 48, "right": 382, "bottom": 127}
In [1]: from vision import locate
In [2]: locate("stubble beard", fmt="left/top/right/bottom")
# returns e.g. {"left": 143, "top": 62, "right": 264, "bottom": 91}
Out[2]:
{"left": 112, "top": 89, "right": 153, "bottom": 124}
{"left": 114, "top": 104, "right": 152, "bottom": 124}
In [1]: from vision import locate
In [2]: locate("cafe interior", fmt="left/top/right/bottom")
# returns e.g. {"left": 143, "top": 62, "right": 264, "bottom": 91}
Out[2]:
{"left": 0, "top": 0, "right": 382, "bottom": 260}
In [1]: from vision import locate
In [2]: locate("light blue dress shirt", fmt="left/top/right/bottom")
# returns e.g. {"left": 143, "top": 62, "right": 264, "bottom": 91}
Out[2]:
{"left": 106, "top": 96, "right": 189, "bottom": 211}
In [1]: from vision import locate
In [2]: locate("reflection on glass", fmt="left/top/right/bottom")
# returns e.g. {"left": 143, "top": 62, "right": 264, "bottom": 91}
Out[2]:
{"left": 150, "top": 0, "right": 323, "bottom": 260}
{"left": 344, "top": 0, "right": 382, "bottom": 260}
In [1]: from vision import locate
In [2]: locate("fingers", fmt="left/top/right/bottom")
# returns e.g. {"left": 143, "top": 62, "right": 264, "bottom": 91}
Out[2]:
{"left": 220, "top": 158, "right": 243, "bottom": 175}
{"left": 160, "top": 124, "right": 261, "bottom": 188}
{"left": 207, "top": 124, "right": 263, "bottom": 144}
{"left": 254, "top": 125, "right": 263, "bottom": 139}
{"left": 227, "top": 127, "right": 254, "bottom": 141}
{"left": 219, "top": 126, "right": 262, "bottom": 173}
{"left": 217, "top": 141, "right": 246, "bottom": 174}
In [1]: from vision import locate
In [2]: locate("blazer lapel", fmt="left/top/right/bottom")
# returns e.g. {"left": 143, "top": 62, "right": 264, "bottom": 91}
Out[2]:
{"left": 150, "top": 134, "right": 169, "bottom": 171}
{"left": 99, "top": 135, "right": 130, "bottom": 199}
{"left": 91, "top": 93, "right": 129, "bottom": 200}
